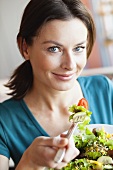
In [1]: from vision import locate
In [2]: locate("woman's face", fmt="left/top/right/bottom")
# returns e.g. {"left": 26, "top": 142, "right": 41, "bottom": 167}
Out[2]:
{"left": 25, "top": 19, "right": 88, "bottom": 91}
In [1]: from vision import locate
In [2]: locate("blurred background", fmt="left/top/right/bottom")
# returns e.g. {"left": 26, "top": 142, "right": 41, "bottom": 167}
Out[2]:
{"left": 0, "top": 0, "right": 28, "bottom": 79}
{"left": 82, "top": 0, "right": 113, "bottom": 79}
{"left": 0, "top": 0, "right": 113, "bottom": 80}
{"left": 0, "top": 0, "right": 113, "bottom": 169}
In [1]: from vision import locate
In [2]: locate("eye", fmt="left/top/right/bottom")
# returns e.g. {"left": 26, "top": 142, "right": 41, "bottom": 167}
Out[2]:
{"left": 48, "top": 46, "right": 61, "bottom": 53}
{"left": 74, "top": 46, "right": 86, "bottom": 53}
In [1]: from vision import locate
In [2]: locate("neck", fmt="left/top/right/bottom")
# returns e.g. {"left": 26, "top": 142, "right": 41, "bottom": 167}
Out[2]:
{"left": 24, "top": 80, "right": 83, "bottom": 112}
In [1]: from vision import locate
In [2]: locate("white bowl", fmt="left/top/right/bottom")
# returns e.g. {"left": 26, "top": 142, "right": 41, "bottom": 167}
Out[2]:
{"left": 87, "top": 124, "right": 113, "bottom": 134}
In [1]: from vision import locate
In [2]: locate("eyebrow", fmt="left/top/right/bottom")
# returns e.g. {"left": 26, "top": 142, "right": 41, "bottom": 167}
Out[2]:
{"left": 76, "top": 41, "right": 87, "bottom": 46}
{"left": 42, "top": 40, "right": 87, "bottom": 46}
{"left": 42, "top": 40, "right": 63, "bottom": 47}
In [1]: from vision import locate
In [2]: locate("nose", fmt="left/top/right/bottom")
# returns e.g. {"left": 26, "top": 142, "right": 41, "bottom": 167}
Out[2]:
{"left": 61, "top": 51, "right": 76, "bottom": 70}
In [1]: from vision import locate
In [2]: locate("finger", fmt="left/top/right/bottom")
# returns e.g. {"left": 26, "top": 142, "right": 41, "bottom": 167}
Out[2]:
{"left": 63, "top": 146, "right": 80, "bottom": 162}
{"left": 55, "top": 161, "right": 67, "bottom": 169}
{"left": 62, "top": 135, "right": 80, "bottom": 162}
{"left": 36, "top": 136, "right": 68, "bottom": 148}
{"left": 60, "top": 133, "right": 67, "bottom": 138}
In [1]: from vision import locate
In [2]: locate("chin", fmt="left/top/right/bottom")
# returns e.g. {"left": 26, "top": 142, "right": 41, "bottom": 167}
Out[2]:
{"left": 54, "top": 83, "right": 74, "bottom": 91}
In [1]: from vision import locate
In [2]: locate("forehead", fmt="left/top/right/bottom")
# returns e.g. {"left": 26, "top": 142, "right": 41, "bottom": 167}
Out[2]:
{"left": 36, "top": 19, "right": 88, "bottom": 44}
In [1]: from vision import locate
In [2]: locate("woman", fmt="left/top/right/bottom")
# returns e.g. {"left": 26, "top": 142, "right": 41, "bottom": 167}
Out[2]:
{"left": 0, "top": 0, "right": 113, "bottom": 169}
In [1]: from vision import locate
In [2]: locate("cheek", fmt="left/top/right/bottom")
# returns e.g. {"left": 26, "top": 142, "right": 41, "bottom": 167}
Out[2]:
{"left": 82, "top": 56, "right": 87, "bottom": 66}
{"left": 40, "top": 61, "right": 53, "bottom": 70}
{"left": 77, "top": 54, "right": 87, "bottom": 67}
{"left": 31, "top": 56, "right": 59, "bottom": 72}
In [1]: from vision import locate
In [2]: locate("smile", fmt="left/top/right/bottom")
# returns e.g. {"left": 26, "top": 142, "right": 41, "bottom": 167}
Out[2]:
{"left": 53, "top": 73, "right": 75, "bottom": 81}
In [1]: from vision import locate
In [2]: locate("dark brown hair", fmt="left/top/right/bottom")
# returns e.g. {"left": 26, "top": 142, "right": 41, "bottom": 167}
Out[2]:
{"left": 6, "top": 0, "right": 96, "bottom": 99}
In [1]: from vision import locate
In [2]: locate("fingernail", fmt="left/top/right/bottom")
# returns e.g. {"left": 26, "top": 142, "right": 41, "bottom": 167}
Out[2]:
{"left": 75, "top": 148, "right": 80, "bottom": 156}
{"left": 58, "top": 138, "right": 68, "bottom": 145}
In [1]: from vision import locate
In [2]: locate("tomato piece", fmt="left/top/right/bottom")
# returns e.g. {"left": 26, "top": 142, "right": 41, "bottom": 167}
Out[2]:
{"left": 77, "top": 98, "right": 88, "bottom": 109}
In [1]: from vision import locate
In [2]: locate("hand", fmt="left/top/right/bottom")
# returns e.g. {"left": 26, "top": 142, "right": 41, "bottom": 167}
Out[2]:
{"left": 55, "top": 133, "right": 80, "bottom": 169}
{"left": 16, "top": 135, "right": 79, "bottom": 170}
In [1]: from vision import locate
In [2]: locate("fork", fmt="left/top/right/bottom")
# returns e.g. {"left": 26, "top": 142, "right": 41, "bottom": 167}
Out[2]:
{"left": 54, "top": 112, "right": 86, "bottom": 163}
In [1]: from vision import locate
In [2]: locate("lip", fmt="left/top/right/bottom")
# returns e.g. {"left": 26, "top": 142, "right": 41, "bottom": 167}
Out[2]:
{"left": 53, "top": 73, "right": 75, "bottom": 81}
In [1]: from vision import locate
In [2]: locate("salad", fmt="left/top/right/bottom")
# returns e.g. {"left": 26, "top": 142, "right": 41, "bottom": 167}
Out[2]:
{"left": 51, "top": 98, "right": 113, "bottom": 170}
{"left": 63, "top": 126, "right": 113, "bottom": 170}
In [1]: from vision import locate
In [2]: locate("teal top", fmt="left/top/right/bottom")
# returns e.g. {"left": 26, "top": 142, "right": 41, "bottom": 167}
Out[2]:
{"left": 0, "top": 75, "right": 113, "bottom": 166}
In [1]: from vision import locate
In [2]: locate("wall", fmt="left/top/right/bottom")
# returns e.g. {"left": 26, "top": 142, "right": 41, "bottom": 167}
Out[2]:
{"left": 0, "top": 0, "right": 29, "bottom": 79}
{"left": 81, "top": 0, "right": 102, "bottom": 69}
{"left": 1, "top": 0, "right": 112, "bottom": 79}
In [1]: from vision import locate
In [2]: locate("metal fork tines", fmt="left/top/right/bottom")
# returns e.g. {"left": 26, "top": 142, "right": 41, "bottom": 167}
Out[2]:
{"left": 73, "top": 115, "right": 86, "bottom": 122}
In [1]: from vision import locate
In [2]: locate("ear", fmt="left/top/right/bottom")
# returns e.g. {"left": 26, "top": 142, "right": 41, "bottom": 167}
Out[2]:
{"left": 17, "top": 37, "right": 30, "bottom": 60}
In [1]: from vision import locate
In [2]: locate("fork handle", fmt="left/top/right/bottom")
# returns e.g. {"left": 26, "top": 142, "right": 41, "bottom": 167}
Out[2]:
{"left": 54, "top": 123, "right": 78, "bottom": 163}
{"left": 66, "top": 123, "right": 78, "bottom": 139}
{"left": 54, "top": 147, "right": 66, "bottom": 163}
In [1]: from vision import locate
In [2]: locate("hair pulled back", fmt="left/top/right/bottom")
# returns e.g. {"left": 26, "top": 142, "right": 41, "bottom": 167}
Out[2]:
{"left": 6, "top": 0, "right": 96, "bottom": 99}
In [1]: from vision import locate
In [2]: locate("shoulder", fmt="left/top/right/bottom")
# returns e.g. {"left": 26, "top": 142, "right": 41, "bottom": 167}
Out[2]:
{"left": 0, "top": 98, "right": 20, "bottom": 111}
{"left": 78, "top": 74, "right": 108, "bottom": 82}
{"left": 0, "top": 98, "right": 23, "bottom": 122}
{"left": 78, "top": 74, "right": 113, "bottom": 89}
{"left": 0, "top": 98, "right": 21, "bottom": 107}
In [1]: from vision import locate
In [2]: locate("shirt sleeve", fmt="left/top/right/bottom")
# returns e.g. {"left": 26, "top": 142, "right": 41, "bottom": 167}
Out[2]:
{"left": 90, "top": 75, "right": 113, "bottom": 124}
{"left": 0, "top": 117, "right": 10, "bottom": 159}
{"left": 78, "top": 75, "right": 113, "bottom": 124}
{"left": 107, "top": 76, "right": 113, "bottom": 110}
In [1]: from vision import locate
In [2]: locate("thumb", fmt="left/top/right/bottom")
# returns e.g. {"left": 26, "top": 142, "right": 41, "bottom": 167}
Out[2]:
{"left": 52, "top": 136, "right": 68, "bottom": 147}
{"left": 37, "top": 136, "right": 68, "bottom": 148}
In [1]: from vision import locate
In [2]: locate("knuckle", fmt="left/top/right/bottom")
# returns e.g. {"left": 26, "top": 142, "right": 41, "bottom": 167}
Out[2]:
{"left": 47, "top": 162, "right": 57, "bottom": 169}
{"left": 74, "top": 147, "right": 80, "bottom": 157}
{"left": 63, "top": 147, "right": 80, "bottom": 162}
{"left": 56, "top": 162, "right": 67, "bottom": 169}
